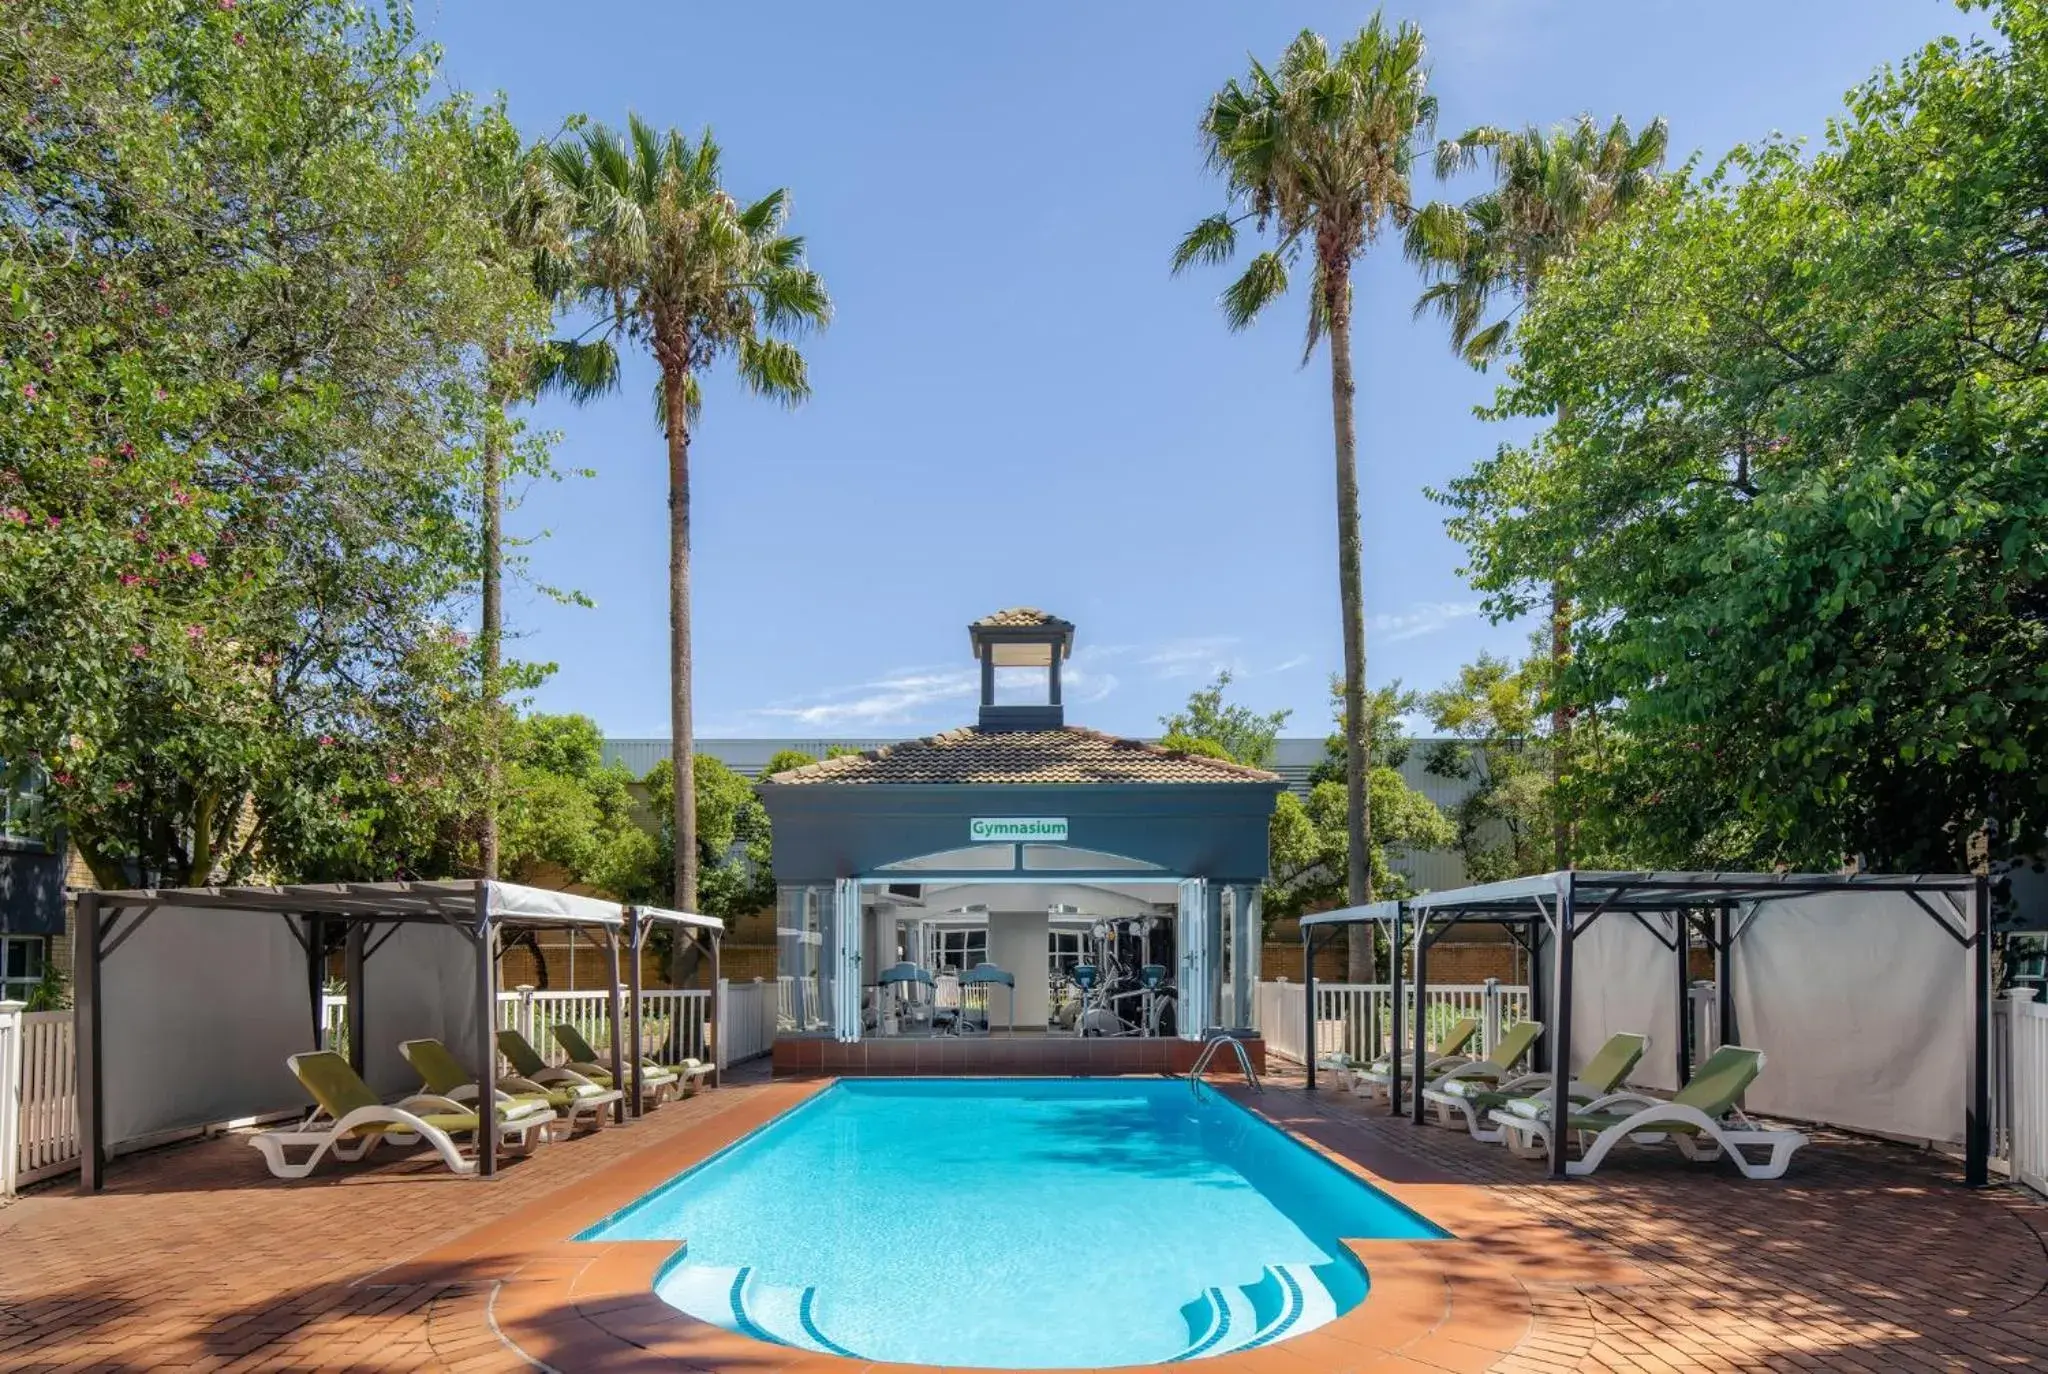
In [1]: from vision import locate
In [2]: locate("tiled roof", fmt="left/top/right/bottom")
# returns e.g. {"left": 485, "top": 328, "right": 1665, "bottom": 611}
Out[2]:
{"left": 761, "top": 727, "right": 1282, "bottom": 785}
{"left": 970, "top": 607, "right": 1070, "bottom": 630}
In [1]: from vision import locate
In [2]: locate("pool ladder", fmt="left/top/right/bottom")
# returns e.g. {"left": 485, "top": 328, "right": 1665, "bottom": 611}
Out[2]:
{"left": 1188, "top": 1033, "right": 1262, "bottom": 1094}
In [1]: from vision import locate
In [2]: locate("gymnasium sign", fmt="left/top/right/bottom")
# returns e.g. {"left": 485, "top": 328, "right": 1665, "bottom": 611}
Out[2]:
{"left": 970, "top": 817, "right": 1068, "bottom": 843}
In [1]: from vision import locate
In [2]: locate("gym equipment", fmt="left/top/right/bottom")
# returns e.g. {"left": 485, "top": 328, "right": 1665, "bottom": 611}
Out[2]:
{"left": 960, "top": 964, "right": 1016, "bottom": 1035}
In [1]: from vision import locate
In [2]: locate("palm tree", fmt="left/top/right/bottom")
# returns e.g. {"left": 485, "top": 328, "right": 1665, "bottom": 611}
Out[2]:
{"left": 477, "top": 139, "right": 621, "bottom": 884}
{"left": 1406, "top": 114, "right": 1668, "bottom": 870}
{"left": 1174, "top": 17, "right": 1436, "bottom": 981}
{"left": 545, "top": 114, "right": 828, "bottom": 915}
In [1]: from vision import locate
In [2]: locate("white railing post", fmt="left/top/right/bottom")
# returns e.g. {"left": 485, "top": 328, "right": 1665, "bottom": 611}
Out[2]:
{"left": 1481, "top": 978, "right": 1502, "bottom": 1058}
{"left": 716, "top": 978, "right": 730, "bottom": 1072}
{"left": 0, "top": 1001, "right": 23, "bottom": 1197}
{"left": 517, "top": 984, "right": 536, "bottom": 1048}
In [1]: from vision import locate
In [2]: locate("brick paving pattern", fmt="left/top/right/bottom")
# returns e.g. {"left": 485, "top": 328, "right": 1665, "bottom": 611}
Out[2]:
{"left": 0, "top": 1060, "right": 2043, "bottom": 1372}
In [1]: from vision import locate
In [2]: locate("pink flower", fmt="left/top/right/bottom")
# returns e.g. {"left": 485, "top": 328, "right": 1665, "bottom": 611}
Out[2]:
{"left": 41, "top": 330, "right": 54, "bottom": 343}
{"left": 232, "top": 31, "right": 246, "bottom": 46}
{"left": 185, "top": 624, "right": 205, "bottom": 640}
{"left": 218, "top": 0, "right": 236, "bottom": 9}
{"left": 89, "top": 456, "right": 109, "bottom": 471}
{"left": 113, "top": 781, "right": 134, "bottom": 795}
{"left": 449, "top": 631, "right": 470, "bottom": 648}
{"left": 1, "top": 507, "right": 25, "bottom": 525}
{"left": 20, "top": 383, "right": 37, "bottom": 401}
{"left": 117, "top": 441, "right": 136, "bottom": 458}
{"left": 96, "top": 276, "right": 111, "bottom": 294}
{"left": 118, "top": 573, "right": 140, "bottom": 586}
{"left": 171, "top": 487, "right": 193, "bottom": 507}
{"left": 385, "top": 771, "right": 403, "bottom": 785}
{"left": 51, "top": 771, "right": 73, "bottom": 787}
{"left": 153, "top": 303, "right": 169, "bottom": 319}
{"left": 128, "top": 643, "right": 148, "bottom": 659}
{"left": 318, "top": 734, "right": 335, "bottom": 747}
{"left": 186, "top": 551, "right": 207, "bottom": 568}
{"left": 44, "top": 515, "right": 59, "bottom": 530}
{"left": 152, "top": 388, "right": 166, "bottom": 402}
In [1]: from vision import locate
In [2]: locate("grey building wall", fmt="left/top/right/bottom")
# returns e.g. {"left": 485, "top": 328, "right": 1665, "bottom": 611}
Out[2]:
{"left": 604, "top": 736, "right": 1485, "bottom": 893}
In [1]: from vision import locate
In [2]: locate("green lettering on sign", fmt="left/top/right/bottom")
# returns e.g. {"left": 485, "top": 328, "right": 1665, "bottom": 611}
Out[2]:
{"left": 969, "top": 817, "right": 1069, "bottom": 843}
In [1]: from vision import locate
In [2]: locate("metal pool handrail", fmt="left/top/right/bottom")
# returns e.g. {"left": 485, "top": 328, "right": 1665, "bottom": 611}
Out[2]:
{"left": 1189, "top": 1033, "right": 1262, "bottom": 1095}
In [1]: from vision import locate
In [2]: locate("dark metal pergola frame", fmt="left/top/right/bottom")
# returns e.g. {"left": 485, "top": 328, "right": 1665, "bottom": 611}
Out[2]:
{"left": 1300, "top": 870, "right": 1992, "bottom": 1185}
{"left": 74, "top": 881, "right": 722, "bottom": 1188}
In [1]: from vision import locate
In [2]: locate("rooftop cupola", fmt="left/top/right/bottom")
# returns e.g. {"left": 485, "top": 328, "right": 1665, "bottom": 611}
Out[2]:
{"left": 968, "top": 608, "right": 1075, "bottom": 731}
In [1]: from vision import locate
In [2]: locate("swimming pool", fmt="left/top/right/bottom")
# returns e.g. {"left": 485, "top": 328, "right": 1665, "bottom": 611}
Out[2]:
{"left": 579, "top": 1078, "right": 1446, "bottom": 1368}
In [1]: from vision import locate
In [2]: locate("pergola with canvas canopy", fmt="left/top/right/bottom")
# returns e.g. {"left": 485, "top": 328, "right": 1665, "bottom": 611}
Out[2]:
{"left": 74, "top": 881, "right": 721, "bottom": 1187}
{"left": 623, "top": 902, "right": 725, "bottom": 1099}
{"left": 1300, "top": 870, "right": 1992, "bottom": 1183}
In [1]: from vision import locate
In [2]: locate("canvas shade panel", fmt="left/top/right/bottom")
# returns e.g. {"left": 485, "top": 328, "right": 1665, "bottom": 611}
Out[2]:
{"left": 1569, "top": 910, "right": 1683, "bottom": 1091}
{"left": 1729, "top": 890, "right": 1970, "bottom": 1144}
{"left": 359, "top": 920, "right": 484, "bottom": 1098}
{"left": 102, "top": 904, "right": 316, "bottom": 1151}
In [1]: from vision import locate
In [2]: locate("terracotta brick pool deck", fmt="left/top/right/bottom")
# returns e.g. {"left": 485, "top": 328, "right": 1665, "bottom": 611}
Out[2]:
{"left": 2, "top": 1062, "right": 2045, "bottom": 1372}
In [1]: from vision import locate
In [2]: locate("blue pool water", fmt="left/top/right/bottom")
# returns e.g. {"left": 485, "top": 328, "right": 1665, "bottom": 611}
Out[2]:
{"left": 580, "top": 1078, "right": 1446, "bottom": 1368}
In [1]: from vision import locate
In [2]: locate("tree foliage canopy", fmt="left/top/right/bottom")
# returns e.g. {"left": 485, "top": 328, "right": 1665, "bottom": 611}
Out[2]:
{"left": 1440, "top": 0, "right": 2048, "bottom": 873}
{"left": 0, "top": 0, "right": 551, "bottom": 885}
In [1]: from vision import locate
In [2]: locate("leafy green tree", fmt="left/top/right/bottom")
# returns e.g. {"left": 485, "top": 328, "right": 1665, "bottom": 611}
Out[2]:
{"left": 1422, "top": 646, "right": 1553, "bottom": 882}
{"left": 1156, "top": 675, "right": 1450, "bottom": 927}
{"left": 1158, "top": 671, "right": 1291, "bottom": 767}
{"left": 1440, "top": 0, "right": 2048, "bottom": 874}
{"left": 644, "top": 758, "right": 773, "bottom": 912}
{"left": 1407, "top": 114, "right": 1668, "bottom": 868}
{"left": 0, "top": 0, "right": 546, "bottom": 885}
{"left": 1176, "top": 16, "right": 1438, "bottom": 972}
{"left": 761, "top": 749, "right": 819, "bottom": 777}
{"left": 544, "top": 116, "right": 830, "bottom": 914}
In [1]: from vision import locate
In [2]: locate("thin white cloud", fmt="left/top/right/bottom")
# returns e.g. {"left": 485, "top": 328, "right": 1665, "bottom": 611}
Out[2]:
{"left": 747, "top": 666, "right": 978, "bottom": 730}
{"left": 1265, "top": 654, "right": 1309, "bottom": 675}
{"left": 1371, "top": 601, "right": 1483, "bottom": 644}
{"left": 1140, "top": 636, "right": 1240, "bottom": 680}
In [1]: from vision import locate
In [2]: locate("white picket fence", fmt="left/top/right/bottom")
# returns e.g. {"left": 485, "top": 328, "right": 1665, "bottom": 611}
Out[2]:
{"left": 2, "top": 1005, "right": 81, "bottom": 1193}
{"left": 2, "top": 979, "right": 771, "bottom": 1194}
{"left": 1256, "top": 978, "right": 1531, "bottom": 1066}
{"left": 1997, "top": 993, "right": 2048, "bottom": 1196}
{"left": 721, "top": 979, "right": 778, "bottom": 1067}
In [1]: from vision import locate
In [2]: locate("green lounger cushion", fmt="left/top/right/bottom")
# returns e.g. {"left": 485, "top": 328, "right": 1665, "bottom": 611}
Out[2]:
{"left": 405, "top": 1036, "right": 595, "bottom": 1110}
{"left": 552, "top": 1023, "right": 678, "bottom": 1083}
{"left": 291, "top": 1050, "right": 481, "bottom": 1137}
{"left": 1441, "top": 1018, "right": 1543, "bottom": 1086}
{"left": 1443, "top": 1031, "right": 1648, "bottom": 1111}
{"left": 1506, "top": 1043, "right": 1765, "bottom": 1129}
{"left": 1364, "top": 1017, "right": 1480, "bottom": 1074}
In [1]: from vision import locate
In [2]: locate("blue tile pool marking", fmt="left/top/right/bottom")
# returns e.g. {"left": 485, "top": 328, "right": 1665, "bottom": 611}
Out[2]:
{"left": 584, "top": 1077, "right": 1448, "bottom": 1369}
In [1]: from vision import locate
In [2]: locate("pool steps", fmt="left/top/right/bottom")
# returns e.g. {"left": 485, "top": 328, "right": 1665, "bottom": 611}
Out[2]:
{"left": 662, "top": 1258, "right": 1339, "bottom": 1362}
{"left": 659, "top": 1262, "right": 858, "bottom": 1357}
{"left": 1172, "top": 1263, "right": 1336, "bottom": 1360}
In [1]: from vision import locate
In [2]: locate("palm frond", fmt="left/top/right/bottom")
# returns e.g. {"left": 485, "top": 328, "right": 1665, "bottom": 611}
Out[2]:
{"left": 1171, "top": 213, "right": 1240, "bottom": 274}
{"left": 736, "top": 336, "right": 810, "bottom": 405}
{"left": 529, "top": 338, "right": 621, "bottom": 404}
{"left": 740, "top": 188, "right": 788, "bottom": 235}
{"left": 1221, "top": 250, "right": 1289, "bottom": 331}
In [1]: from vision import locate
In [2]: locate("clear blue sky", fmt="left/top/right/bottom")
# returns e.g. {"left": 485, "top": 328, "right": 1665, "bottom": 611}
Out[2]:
{"left": 419, "top": 0, "right": 1986, "bottom": 741}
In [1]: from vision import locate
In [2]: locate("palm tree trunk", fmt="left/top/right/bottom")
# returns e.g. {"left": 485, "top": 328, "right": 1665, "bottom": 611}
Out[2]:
{"left": 480, "top": 396, "right": 504, "bottom": 880}
{"left": 1325, "top": 260, "right": 1375, "bottom": 985}
{"left": 662, "top": 362, "right": 700, "bottom": 935}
